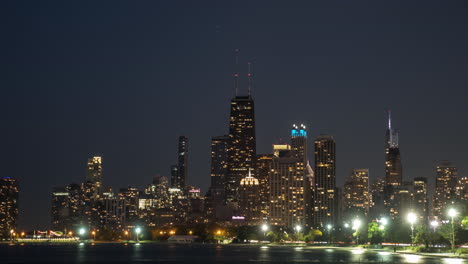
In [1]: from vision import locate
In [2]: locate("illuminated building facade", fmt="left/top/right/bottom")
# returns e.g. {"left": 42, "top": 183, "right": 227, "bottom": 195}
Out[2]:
{"left": 291, "top": 124, "right": 307, "bottom": 160}
{"left": 385, "top": 112, "right": 402, "bottom": 186}
{"left": 313, "top": 135, "right": 336, "bottom": 227}
{"left": 205, "top": 135, "right": 229, "bottom": 221}
{"left": 457, "top": 177, "right": 468, "bottom": 202}
{"left": 171, "top": 136, "right": 189, "bottom": 189}
{"left": 0, "top": 177, "right": 19, "bottom": 238}
{"left": 269, "top": 144, "right": 309, "bottom": 228}
{"left": 239, "top": 169, "right": 262, "bottom": 224}
{"left": 343, "top": 169, "right": 370, "bottom": 217}
{"left": 118, "top": 187, "right": 140, "bottom": 228}
{"left": 413, "top": 177, "right": 428, "bottom": 220}
{"left": 226, "top": 95, "right": 256, "bottom": 203}
{"left": 86, "top": 156, "right": 103, "bottom": 190}
{"left": 256, "top": 154, "right": 273, "bottom": 221}
{"left": 433, "top": 160, "right": 458, "bottom": 217}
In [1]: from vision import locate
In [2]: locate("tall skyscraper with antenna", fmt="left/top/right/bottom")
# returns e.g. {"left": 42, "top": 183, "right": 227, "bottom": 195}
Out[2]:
{"left": 225, "top": 52, "right": 257, "bottom": 204}
{"left": 384, "top": 111, "right": 402, "bottom": 186}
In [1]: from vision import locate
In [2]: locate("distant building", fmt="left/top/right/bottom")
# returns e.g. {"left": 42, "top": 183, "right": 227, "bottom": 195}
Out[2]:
{"left": 413, "top": 177, "right": 428, "bottom": 221}
{"left": 343, "top": 169, "right": 370, "bottom": 218}
{"left": 256, "top": 154, "right": 273, "bottom": 221}
{"left": 456, "top": 177, "right": 468, "bottom": 202}
{"left": 369, "top": 178, "right": 386, "bottom": 219}
{"left": 51, "top": 183, "right": 85, "bottom": 232}
{"left": 433, "top": 161, "right": 458, "bottom": 218}
{"left": 239, "top": 169, "right": 262, "bottom": 224}
{"left": 171, "top": 136, "right": 189, "bottom": 189}
{"left": 385, "top": 112, "right": 402, "bottom": 186}
{"left": 269, "top": 144, "right": 309, "bottom": 228}
{"left": 0, "top": 177, "right": 19, "bottom": 238}
{"left": 313, "top": 135, "right": 336, "bottom": 227}
{"left": 226, "top": 95, "right": 257, "bottom": 203}
{"left": 118, "top": 187, "right": 140, "bottom": 228}
{"left": 86, "top": 156, "right": 103, "bottom": 190}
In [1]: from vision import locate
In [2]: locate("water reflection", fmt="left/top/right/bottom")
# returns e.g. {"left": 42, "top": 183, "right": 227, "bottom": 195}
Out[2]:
{"left": 402, "top": 254, "right": 422, "bottom": 263}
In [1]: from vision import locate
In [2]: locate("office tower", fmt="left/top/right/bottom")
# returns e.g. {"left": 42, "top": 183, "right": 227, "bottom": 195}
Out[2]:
{"left": 456, "top": 177, "right": 468, "bottom": 202}
{"left": 291, "top": 124, "right": 307, "bottom": 161}
{"left": 313, "top": 135, "right": 336, "bottom": 227}
{"left": 205, "top": 135, "right": 229, "bottom": 221}
{"left": 210, "top": 135, "right": 229, "bottom": 189}
{"left": 413, "top": 177, "right": 428, "bottom": 221}
{"left": 343, "top": 169, "right": 370, "bottom": 218}
{"left": 0, "top": 177, "right": 19, "bottom": 238}
{"left": 178, "top": 136, "right": 189, "bottom": 188}
{"left": 226, "top": 95, "right": 256, "bottom": 203}
{"left": 170, "top": 165, "right": 179, "bottom": 188}
{"left": 86, "top": 156, "right": 103, "bottom": 193}
{"left": 256, "top": 154, "right": 273, "bottom": 221}
{"left": 385, "top": 111, "right": 402, "bottom": 186}
{"left": 390, "top": 182, "right": 414, "bottom": 219}
{"left": 369, "top": 178, "right": 386, "bottom": 219}
{"left": 269, "top": 144, "right": 309, "bottom": 227}
{"left": 171, "top": 136, "right": 188, "bottom": 189}
{"left": 118, "top": 187, "right": 140, "bottom": 228}
{"left": 433, "top": 161, "right": 458, "bottom": 217}
{"left": 239, "top": 169, "right": 262, "bottom": 224}
{"left": 51, "top": 183, "right": 83, "bottom": 232}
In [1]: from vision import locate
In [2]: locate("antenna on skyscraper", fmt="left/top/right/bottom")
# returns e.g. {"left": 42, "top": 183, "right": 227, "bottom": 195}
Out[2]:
{"left": 387, "top": 110, "right": 392, "bottom": 130}
{"left": 234, "top": 49, "right": 240, "bottom": 96}
{"left": 247, "top": 61, "right": 253, "bottom": 97}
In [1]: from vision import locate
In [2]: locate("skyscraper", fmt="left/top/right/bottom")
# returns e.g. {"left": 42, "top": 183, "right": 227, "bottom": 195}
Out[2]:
{"left": 269, "top": 144, "right": 309, "bottom": 228}
{"left": 86, "top": 156, "right": 103, "bottom": 188}
{"left": 343, "top": 169, "right": 370, "bottom": 218}
{"left": 291, "top": 124, "right": 307, "bottom": 161}
{"left": 413, "top": 177, "right": 428, "bottom": 220}
{"left": 226, "top": 95, "right": 256, "bottom": 203}
{"left": 433, "top": 161, "right": 458, "bottom": 217}
{"left": 177, "top": 136, "right": 189, "bottom": 188}
{"left": 171, "top": 136, "right": 188, "bottom": 189}
{"left": 385, "top": 111, "right": 402, "bottom": 186}
{"left": 239, "top": 169, "right": 262, "bottom": 224}
{"left": 313, "top": 135, "right": 336, "bottom": 227}
{"left": 0, "top": 177, "right": 19, "bottom": 239}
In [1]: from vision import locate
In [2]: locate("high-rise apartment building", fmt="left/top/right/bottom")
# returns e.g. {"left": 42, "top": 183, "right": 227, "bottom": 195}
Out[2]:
{"left": 291, "top": 124, "right": 307, "bottom": 161}
{"left": 210, "top": 135, "right": 229, "bottom": 189}
{"left": 313, "top": 135, "right": 336, "bottom": 227}
{"left": 171, "top": 136, "right": 188, "bottom": 189}
{"left": 269, "top": 145, "right": 309, "bottom": 228}
{"left": 413, "top": 177, "right": 428, "bottom": 221}
{"left": 433, "top": 161, "right": 458, "bottom": 218}
{"left": 0, "top": 177, "right": 19, "bottom": 238}
{"left": 343, "top": 169, "right": 370, "bottom": 217}
{"left": 256, "top": 154, "right": 273, "bottom": 221}
{"left": 239, "top": 169, "right": 262, "bottom": 224}
{"left": 86, "top": 156, "right": 103, "bottom": 189}
{"left": 456, "top": 177, "right": 468, "bottom": 202}
{"left": 385, "top": 112, "right": 402, "bottom": 186}
{"left": 226, "top": 95, "right": 256, "bottom": 203}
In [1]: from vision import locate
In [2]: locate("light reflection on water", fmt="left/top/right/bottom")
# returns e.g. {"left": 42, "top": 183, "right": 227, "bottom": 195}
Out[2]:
{"left": 443, "top": 258, "right": 464, "bottom": 264}
{"left": 402, "top": 254, "right": 422, "bottom": 263}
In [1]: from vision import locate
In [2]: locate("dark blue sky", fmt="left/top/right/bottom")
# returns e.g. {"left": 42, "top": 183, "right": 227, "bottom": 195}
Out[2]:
{"left": 1, "top": 1, "right": 467, "bottom": 229}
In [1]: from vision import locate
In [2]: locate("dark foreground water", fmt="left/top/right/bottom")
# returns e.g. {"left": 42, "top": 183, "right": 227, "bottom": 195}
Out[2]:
{"left": 1, "top": 243, "right": 466, "bottom": 264}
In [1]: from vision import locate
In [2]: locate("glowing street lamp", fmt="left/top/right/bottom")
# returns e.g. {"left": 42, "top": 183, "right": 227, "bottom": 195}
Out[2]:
{"left": 430, "top": 220, "right": 439, "bottom": 232}
{"left": 78, "top": 227, "right": 86, "bottom": 241}
{"left": 448, "top": 208, "right": 458, "bottom": 253}
{"left": 407, "top": 212, "right": 417, "bottom": 245}
{"left": 135, "top": 227, "right": 142, "bottom": 243}
{"left": 352, "top": 219, "right": 362, "bottom": 245}
{"left": 379, "top": 217, "right": 388, "bottom": 231}
{"left": 261, "top": 224, "right": 269, "bottom": 239}
{"left": 91, "top": 230, "right": 96, "bottom": 241}
{"left": 326, "top": 224, "right": 333, "bottom": 244}
{"left": 295, "top": 225, "right": 302, "bottom": 233}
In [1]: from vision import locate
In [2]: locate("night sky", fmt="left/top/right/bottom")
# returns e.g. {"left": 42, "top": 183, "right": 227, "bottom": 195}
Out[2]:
{"left": 2, "top": 1, "right": 467, "bottom": 230}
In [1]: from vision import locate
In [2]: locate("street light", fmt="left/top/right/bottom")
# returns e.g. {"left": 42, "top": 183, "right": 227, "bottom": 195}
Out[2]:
{"left": 78, "top": 228, "right": 86, "bottom": 241}
{"left": 295, "top": 225, "right": 302, "bottom": 233}
{"left": 407, "top": 212, "right": 417, "bottom": 246}
{"left": 327, "top": 224, "right": 332, "bottom": 244}
{"left": 261, "top": 224, "right": 269, "bottom": 240}
{"left": 352, "top": 219, "right": 361, "bottom": 245}
{"left": 135, "top": 227, "right": 142, "bottom": 243}
{"left": 430, "top": 220, "right": 439, "bottom": 233}
{"left": 379, "top": 217, "right": 388, "bottom": 231}
{"left": 91, "top": 230, "right": 96, "bottom": 241}
{"left": 448, "top": 208, "right": 458, "bottom": 253}
{"left": 124, "top": 230, "right": 129, "bottom": 242}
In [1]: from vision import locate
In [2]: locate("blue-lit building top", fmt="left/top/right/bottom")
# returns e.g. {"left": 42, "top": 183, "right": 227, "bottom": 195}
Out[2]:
{"left": 291, "top": 124, "right": 307, "bottom": 138}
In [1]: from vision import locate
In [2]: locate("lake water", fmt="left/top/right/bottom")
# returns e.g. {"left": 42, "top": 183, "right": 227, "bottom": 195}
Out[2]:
{"left": 2, "top": 243, "right": 466, "bottom": 263}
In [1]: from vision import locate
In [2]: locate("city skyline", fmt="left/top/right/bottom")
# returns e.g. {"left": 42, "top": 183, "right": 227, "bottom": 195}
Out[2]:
{"left": 2, "top": 1, "right": 468, "bottom": 231}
